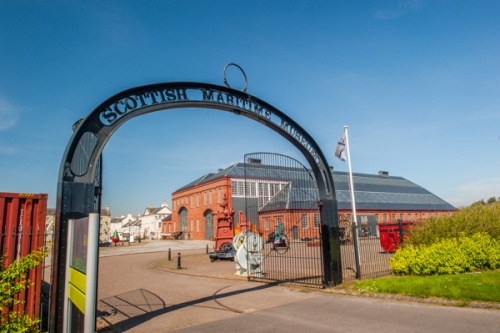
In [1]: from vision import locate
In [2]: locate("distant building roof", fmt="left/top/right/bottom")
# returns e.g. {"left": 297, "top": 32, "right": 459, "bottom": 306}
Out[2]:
{"left": 175, "top": 173, "right": 217, "bottom": 192}
{"left": 142, "top": 201, "right": 172, "bottom": 216}
{"left": 111, "top": 213, "right": 136, "bottom": 225}
{"left": 122, "top": 218, "right": 140, "bottom": 228}
{"left": 333, "top": 171, "right": 455, "bottom": 211}
{"left": 174, "top": 162, "right": 455, "bottom": 212}
{"left": 110, "top": 217, "right": 122, "bottom": 224}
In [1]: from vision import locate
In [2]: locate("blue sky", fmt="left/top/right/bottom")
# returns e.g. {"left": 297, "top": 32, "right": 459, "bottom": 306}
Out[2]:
{"left": 1, "top": 0, "right": 499, "bottom": 217}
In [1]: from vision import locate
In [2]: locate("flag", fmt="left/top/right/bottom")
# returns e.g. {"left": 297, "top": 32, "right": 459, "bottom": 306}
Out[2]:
{"left": 335, "top": 131, "right": 346, "bottom": 161}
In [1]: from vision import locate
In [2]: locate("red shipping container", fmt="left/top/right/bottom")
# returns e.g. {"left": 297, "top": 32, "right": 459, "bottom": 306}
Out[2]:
{"left": 378, "top": 221, "right": 413, "bottom": 253}
{"left": 0, "top": 192, "right": 48, "bottom": 320}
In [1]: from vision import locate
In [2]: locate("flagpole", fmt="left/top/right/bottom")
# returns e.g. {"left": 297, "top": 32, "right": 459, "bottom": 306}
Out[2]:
{"left": 343, "top": 125, "right": 362, "bottom": 279}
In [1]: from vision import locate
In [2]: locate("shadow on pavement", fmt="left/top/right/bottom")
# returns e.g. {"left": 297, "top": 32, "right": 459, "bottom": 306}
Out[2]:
{"left": 97, "top": 284, "right": 275, "bottom": 332}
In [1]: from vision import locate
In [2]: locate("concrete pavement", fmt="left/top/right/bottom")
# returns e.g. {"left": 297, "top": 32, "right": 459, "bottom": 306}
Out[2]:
{"left": 96, "top": 240, "right": 499, "bottom": 333}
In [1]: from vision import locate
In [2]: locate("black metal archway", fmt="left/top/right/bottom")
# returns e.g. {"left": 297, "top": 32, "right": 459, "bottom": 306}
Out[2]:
{"left": 51, "top": 78, "right": 342, "bottom": 332}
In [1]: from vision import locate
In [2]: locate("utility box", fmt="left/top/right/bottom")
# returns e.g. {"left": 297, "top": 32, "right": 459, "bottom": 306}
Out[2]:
{"left": 378, "top": 221, "right": 413, "bottom": 253}
{"left": 0, "top": 192, "right": 48, "bottom": 320}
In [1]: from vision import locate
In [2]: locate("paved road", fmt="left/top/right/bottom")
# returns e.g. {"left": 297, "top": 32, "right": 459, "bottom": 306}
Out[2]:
{"left": 173, "top": 294, "right": 500, "bottom": 333}
{"left": 97, "top": 240, "right": 499, "bottom": 333}
{"left": 98, "top": 239, "right": 214, "bottom": 257}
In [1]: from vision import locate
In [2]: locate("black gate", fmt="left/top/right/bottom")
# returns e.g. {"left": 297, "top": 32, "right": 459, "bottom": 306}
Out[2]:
{"left": 243, "top": 153, "right": 324, "bottom": 287}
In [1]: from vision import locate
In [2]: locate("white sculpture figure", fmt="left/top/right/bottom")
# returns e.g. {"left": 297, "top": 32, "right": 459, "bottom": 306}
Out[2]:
{"left": 233, "top": 231, "right": 264, "bottom": 277}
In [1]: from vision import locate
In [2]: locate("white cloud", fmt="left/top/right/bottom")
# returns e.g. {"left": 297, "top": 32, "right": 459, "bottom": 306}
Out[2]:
{"left": 446, "top": 178, "right": 500, "bottom": 206}
{"left": 0, "top": 97, "right": 19, "bottom": 131}
{"left": 375, "top": 0, "right": 428, "bottom": 20}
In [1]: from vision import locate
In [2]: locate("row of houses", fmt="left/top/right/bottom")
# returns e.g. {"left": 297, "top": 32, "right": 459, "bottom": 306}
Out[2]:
{"left": 108, "top": 201, "right": 172, "bottom": 241}
{"left": 46, "top": 201, "right": 172, "bottom": 242}
{"left": 45, "top": 205, "right": 114, "bottom": 243}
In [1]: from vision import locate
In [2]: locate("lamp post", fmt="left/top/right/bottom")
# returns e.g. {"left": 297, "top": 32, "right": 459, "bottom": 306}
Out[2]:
{"left": 138, "top": 222, "right": 142, "bottom": 243}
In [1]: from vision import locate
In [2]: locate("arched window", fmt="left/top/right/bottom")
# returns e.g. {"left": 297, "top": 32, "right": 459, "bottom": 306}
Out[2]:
{"left": 179, "top": 207, "right": 188, "bottom": 232}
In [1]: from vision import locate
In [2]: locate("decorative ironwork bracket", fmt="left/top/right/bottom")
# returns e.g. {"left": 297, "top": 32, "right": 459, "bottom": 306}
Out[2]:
{"left": 223, "top": 63, "right": 248, "bottom": 92}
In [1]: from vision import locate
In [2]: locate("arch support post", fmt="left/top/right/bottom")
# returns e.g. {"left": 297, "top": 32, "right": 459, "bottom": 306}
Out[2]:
{"left": 50, "top": 180, "right": 97, "bottom": 333}
{"left": 320, "top": 199, "right": 342, "bottom": 285}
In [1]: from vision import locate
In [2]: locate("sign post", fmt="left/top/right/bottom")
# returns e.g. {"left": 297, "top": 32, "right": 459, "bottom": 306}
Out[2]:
{"left": 63, "top": 213, "right": 99, "bottom": 333}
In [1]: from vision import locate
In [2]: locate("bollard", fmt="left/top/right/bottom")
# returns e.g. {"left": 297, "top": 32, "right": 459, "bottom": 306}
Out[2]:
{"left": 398, "top": 219, "right": 404, "bottom": 245}
{"left": 168, "top": 248, "right": 171, "bottom": 261}
{"left": 177, "top": 253, "right": 181, "bottom": 269}
{"left": 206, "top": 244, "right": 208, "bottom": 254}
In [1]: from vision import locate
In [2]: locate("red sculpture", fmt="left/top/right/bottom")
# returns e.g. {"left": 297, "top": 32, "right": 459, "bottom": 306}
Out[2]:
{"left": 111, "top": 230, "right": 120, "bottom": 243}
{"left": 211, "top": 194, "right": 235, "bottom": 256}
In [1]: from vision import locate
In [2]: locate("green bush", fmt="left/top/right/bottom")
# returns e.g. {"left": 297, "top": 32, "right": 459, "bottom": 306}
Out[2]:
{"left": 407, "top": 202, "right": 500, "bottom": 246}
{"left": 0, "top": 249, "right": 46, "bottom": 333}
{"left": 390, "top": 233, "right": 500, "bottom": 275}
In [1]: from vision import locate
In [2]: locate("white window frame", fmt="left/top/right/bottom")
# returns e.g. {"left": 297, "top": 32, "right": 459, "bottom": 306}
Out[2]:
{"left": 301, "top": 214, "right": 308, "bottom": 229}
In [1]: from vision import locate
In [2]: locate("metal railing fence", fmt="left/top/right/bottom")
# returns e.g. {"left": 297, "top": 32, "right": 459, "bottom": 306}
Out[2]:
{"left": 340, "top": 220, "right": 409, "bottom": 281}
{"left": 249, "top": 224, "right": 324, "bottom": 287}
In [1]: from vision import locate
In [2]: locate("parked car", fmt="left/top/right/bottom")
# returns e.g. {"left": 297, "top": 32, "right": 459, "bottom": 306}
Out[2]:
{"left": 99, "top": 240, "right": 111, "bottom": 247}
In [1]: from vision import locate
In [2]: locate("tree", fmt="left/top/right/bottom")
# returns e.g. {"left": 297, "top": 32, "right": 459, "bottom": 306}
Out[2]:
{"left": 0, "top": 249, "right": 46, "bottom": 333}
{"left": 487, "top": 196, "right": 497, "bottom": 204}
{"left": 471, "top": 199, "right": 486, "bottom": 206}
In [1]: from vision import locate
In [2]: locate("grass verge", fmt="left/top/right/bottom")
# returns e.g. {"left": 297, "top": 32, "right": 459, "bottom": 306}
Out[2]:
{"left": 346, "top": 270, "right": 500, "bottom": 304}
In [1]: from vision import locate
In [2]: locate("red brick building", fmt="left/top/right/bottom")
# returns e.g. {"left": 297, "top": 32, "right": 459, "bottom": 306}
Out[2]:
{"left": 164, "top": 176, "right": 230, "bottom": 240}
{"left": 167, "top": 161, "right": 456, "bottom": 241}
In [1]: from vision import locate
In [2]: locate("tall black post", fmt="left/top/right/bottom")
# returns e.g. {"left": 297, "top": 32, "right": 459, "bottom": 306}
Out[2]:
{"left": 398, "top": 219, "right": 404, "bottom": 246}
{"left": 320, "top": 199, "right": 342, "bottom": 286}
